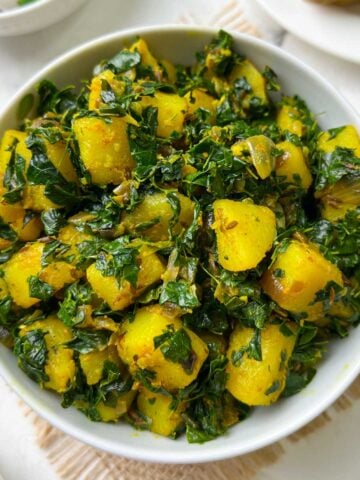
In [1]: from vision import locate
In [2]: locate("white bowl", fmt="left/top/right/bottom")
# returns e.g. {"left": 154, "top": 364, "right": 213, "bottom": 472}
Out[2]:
{"left": 0, "top": 0, "right": 86, "bottom": 36}
{"left": 0, "top": 25, "right": 359, "bottom": 464}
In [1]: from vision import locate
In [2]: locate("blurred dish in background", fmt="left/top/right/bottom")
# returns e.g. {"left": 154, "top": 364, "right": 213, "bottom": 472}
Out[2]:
{"left": 306, "top": 0, "right": 359, "bottom": 4}
{"left": 255, "top": 0, "right": 360, "bottom": 64}
{"left": 0, "top": 0, "right": 86, "bottom": 36}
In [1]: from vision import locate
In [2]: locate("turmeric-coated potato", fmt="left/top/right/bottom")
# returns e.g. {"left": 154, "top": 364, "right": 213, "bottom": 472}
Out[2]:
{"left": 88, "top": 69, "right": 124, "bottom": 111}
{"left": 0, "top": 129, "right": 77, "bottom": 211}
{"left": 121, "top": 192, "right": 195, "bottom": 241}
{"left": 96, "top": 391, "right": 136, "bottom": 422}
{"left": 316, "top": 177, "right": 360, "bottom": 222}
{"left": 79, "top": 345, "right": 122, "bottom": 385}
{"left": 57, "top": 224, "right": 93, "bottom": 267}
{"left": 130, "top": 38, "right": 162, "bottom": 79}
{"left": 212, "top": 199, "right": 277, "bottom": 272}
{"left": 276, "top": 140, "right": 312, "bottom": 190}
{"left": 228, "top": 59, "right": 267, "bottom": 109}
{"left": 261, "top": 239, "right": 344, "bottom": 321}
{"left": 117, "top": 304, "right": 208, "bottom": 390}
{"left": 73, "top": 116, "right": 136, "bottom": 185}
{"left": 0, "top": 201, "right": 42, "bottom": 242}
{"left": 86, "top": 247, "right": 165, "bottom": 311}
{"left": 226, "top": 323, "right": 297, "bottom": 406}
{"left": 137, "top": 387, "right": 186, "bottom": 437}
{"left": 140, "top": 91, "right": 187, "bottom": 138}
{"left": 19, "top": 315, "right": 75, "bottom": 393}
{"left": 317, "top": 125, "right": 360, "bottom": 156}
{"left": 185, "top": 88, "right": 218, "bottom": 121}
{"left": 276, "top": 101, "right": 305, "bottom": 137}
{"left": 3, "top": 242, "right": 82, "bottom": 309}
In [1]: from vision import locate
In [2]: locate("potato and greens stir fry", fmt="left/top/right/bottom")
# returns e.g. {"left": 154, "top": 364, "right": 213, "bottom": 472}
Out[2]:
{"left": 0, "top": 31, "right": 359, "bottom": 443}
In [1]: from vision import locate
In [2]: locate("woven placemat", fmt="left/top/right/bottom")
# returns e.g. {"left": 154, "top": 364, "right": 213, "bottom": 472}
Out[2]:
{"left": 18, "top": 2, "right": 360, "bottom": 478}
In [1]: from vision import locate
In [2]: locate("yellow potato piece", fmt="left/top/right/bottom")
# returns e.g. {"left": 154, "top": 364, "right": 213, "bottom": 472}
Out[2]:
{"left": 140, "top": 92, "right": 187, "bottom": 138}
{"left": 86, "top": 248, "right": 165, "bottom": 311}
{"left": 130, "top": 38, "right": 162, "bottom": 78}
{"left": 212, "top": 199, "right": 277, "bottom": 272}
{"left": 185, "top": 88, "right": 218, "bottom": 121}
{"left": 79, "top": 345, "right": 122, "bottom": 385}
{"left": 88, "top": 69, "right": 124, "bottom": 111}
{"left": 117, "top": 304, "right": 208, "bottom": 390}
{"left": 276, "top": 102, "right": 305, "bottom": 137}
{"left": 121, "top": 192, "right": 195, "bottom": 241}
{"left": 226, "top": 323, "right": 297, "bottom": 406}
{"left": 316, "top": 177, "right": 360, "bottom": 222}
{"left": 73, "top": 116, "right": 135, "bottom": 185}
{"left": 261, "top": 239, "right": 344, "bottom": 321}
{"left": 57, "top": 224, "right": 93, "bottom": 266}
{"left": 317, "top": 125, "right": 360, "bottom": 156}
{"left": 0, "top": 201, "right": 42, "bottom": 242}
{"left": 137, "top": 387, "right": 186, "bottom": 437}
{"left": 0, "top": 129, "right": 76, "bottom": 211}
{"left": 228, "top": 59, "right": 267, "bottom": 108}
{"left": 96, "top": 390, "right": 136, "bottom": 422}
{"left": 19, "top": 315, "right": 75, "bottom": 393}
{"left": 3, "top": 242, "right": 82, "bottom": 309}
{"left": 276, "top": 140, "right": 312, "bottom": 190}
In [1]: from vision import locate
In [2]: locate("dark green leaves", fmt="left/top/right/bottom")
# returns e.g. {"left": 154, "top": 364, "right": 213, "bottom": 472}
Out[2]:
{"left": 95, "top": 239, "right": 140, "bottom": 288}
{"left": 37, "top": 80, "right": 77, "bottom": 117}
{"left": 105, "top": 49, "right": 141, "bottom": 74}
{"left": 3, "top": 150, "right": 26, "bottom": 204}
{"left": 58, "top": 282, "right": 93, "bottom": 327}
{"left": 160, "top": 280, "right": 200, "bottom": 308}
{"left": 0, "top": 218, "right": 17, "bottom": 243}
{"left": 28, "top": 276, "right": 54, "bottom": 301}
{"left": 154, "top": 325, "right": 197, "bottom": 374}
{"left": 26, "top": 133, "right": 78, "bottom": 207}
{"left": 315, "top": 146, "right": 360, "bottom": 191}
{"left": 65, "top": 329, "right": 111, "bottom": 354}
{"left": 17, "top": 93, "right": 35, "bottom": 121}
{"left": 282, "top": 369, "right": 316, "bottom": 398}
{"left": 41, "top": 209, "right": 67, "bottom": 236}
{"left": 14, "top": 329, "right": 49, "bottom": 384}
{"left": 0, "top": 296, "right": 12, "bottom": 327}
{"left": 128, "top": 107, "right": 158, "bottom": 181}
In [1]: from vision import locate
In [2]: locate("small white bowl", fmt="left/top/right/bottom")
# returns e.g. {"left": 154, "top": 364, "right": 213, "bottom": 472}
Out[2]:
{"left": 0, "top": 0, "right": 86, "bottom": 36}
{"left": 0, "top": 25, "right": 359, "bottom": 464}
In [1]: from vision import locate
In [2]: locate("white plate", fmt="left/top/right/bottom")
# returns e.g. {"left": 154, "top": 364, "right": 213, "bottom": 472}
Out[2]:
{"left": 254, "top": 0, "right": 360, "bottom": 64}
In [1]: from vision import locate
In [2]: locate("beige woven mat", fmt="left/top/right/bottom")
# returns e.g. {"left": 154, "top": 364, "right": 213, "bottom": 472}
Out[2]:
{"left": 18, "top": 2, "right": 360, "bottom": 478}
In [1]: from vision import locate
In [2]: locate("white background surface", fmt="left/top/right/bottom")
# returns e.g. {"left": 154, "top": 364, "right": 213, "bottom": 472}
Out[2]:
{"left": 0, "top": 0, "right": 359, "bottom": 479}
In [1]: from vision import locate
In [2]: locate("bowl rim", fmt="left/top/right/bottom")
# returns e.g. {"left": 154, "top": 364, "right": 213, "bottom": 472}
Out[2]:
{"left": 0, "top": 0, "right": 55, "bottom": 18}
{"left": 0, "top": 23, "right": 359, "bottom": 463}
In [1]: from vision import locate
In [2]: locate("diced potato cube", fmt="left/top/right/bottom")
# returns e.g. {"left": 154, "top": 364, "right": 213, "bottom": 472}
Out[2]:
{"left": 3, "top": 242, "right": 82, "bottom": 309}
{"left": 137, "top": 387, "right": 186, "bottom": 437}
{"left": 96, "top": 390, "right": 136, "bottom": 422}
{"left": 0, "top": 201, "right": 42, "bottom": 242}
{"left": 19, "top": 315, "right": 75, "bottom": 393}
{"left": 57, "top": 224, "right": 93, "bottom": 266}
{"left": 316, "top": 177, "right": 360, "bottom": 222}
{"left": 317, "top": 125, "right": 360, "bottom": 156}
{"left": 0, "top": 129, "right": 77, "bottom": 211}
{"left": 88, "top": 69, "right": 124, "bottom": 110}
{"left": 276, "top": 101, "right": 305, "bottom": 137}
{"left": 228, "top": 59, "right": 267, "bottom": 108}
{"left": 117, "top": 305, "right": 208, "bottom": 390}
{"left": 260, "top": 239, "right": 344, "bottom": 321}
{"left": 212, "top": 199, "right": 276, "bottom": 272}
{"left": 86, "top": 248, "right": 165, "bottom": 311}
{"left": 140, "top": 92, "right": 187, "bottom": 138}
{"left": 276, "top": 140, "right": 312, "bottom": 190}
{"left": 226, "top": 323, "right": 297, "bottom": 406}
{"left": 130, "top": 38, "right": 162, "bottom": 78}
{"left": 185, "top": 88, "right": 218, "bottom": 121}
{"left": 121, "top": 192, "right": 195, "bottom": 241}
{"left": 73, "top": 116, "right": 135, "bottom": 185}
{"left": 79, "top": 345, "right": 122, "bottom": 385}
